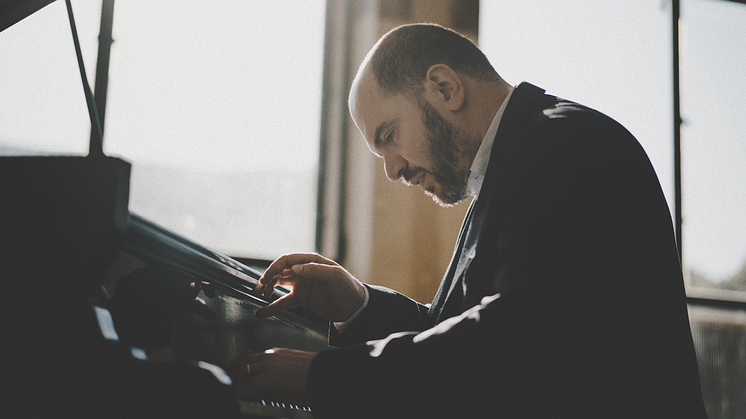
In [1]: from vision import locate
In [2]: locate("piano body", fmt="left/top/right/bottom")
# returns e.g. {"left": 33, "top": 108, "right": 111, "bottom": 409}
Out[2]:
{"left": 1, "top": 1, "right": 327, "bottom": 417}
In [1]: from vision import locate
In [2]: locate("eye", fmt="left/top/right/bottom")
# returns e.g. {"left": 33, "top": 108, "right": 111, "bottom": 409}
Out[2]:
{"left": 384, "top": 130, "right": 395, "bottom": 145}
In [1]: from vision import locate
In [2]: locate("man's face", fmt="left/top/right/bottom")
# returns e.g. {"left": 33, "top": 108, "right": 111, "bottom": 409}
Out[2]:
{"left": 350, "top": 73, "right": 477, "bottom": 207}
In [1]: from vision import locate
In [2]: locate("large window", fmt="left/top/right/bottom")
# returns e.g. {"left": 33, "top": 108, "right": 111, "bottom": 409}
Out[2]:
{"left": 479, "top": 0, "right": 673, "bottom": 207}
{"left": 0, "top": 0, "right": 326, "bottom": 260}
{"left": 480, "top": 0, "right": 746, "bottom": 299}
{"left": 480, "top": 2, "right": 746, "bottom": 416}
{"left": 680, "top": 0, "right": 746, "bottom": 298}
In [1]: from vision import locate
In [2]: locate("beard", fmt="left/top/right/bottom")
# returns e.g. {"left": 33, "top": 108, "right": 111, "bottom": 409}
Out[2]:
{"left": 404, "top": 97, "right": 479, "bottom": 207}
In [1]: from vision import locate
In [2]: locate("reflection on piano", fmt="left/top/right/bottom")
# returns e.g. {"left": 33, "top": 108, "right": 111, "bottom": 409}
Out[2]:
{"left": 1, "top": 1, "right": 327, "bottom": 417}
{"left": 1, "top": 158, "right": 328, "bottom": 418}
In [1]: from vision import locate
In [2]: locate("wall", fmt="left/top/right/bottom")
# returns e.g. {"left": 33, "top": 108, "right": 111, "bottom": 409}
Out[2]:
{"left": 320, "top": 0, "right": 479, "bottom": 304}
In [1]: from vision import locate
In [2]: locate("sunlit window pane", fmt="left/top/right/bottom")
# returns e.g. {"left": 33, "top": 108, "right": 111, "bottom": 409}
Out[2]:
{"left": 0, "top": 1, "right": 99, "bottom": 155}
{"left": 479, "top": 0, "right": 674, "bottom": 211}
{"left": 681, "top": 0, "right": 746, "bottom": 297}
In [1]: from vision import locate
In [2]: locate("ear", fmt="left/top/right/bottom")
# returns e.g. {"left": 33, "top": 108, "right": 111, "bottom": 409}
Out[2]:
{"left": 424, "top": 64, "right": 465, "bottom": 112}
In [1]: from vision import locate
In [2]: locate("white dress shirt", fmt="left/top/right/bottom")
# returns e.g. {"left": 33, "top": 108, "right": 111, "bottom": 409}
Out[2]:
{"left": 466, "top": 86, "right": 514, "bottom": 197}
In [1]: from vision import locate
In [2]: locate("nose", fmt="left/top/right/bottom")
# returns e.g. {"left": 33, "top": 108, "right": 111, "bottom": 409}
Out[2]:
{"left": 382, "top": 152, "right": 407, "bottom": 182}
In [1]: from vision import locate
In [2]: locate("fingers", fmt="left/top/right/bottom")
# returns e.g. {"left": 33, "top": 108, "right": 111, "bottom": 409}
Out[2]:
{"left": 254, "top": 263, "right": 340, "bottom": 310}
{"left": 255, "top": 253, "right": 337, "bottom": 299}
{"left": 228, "top": 349, "right": 314, "bottom": 403}
{"left": 228, "top": 354, "right": 273, "bottom": 400}
{"left": 259, "top": 253, "right": 336, "bottom": 286}
{"left": 289, "top": 262, "right": 342, "bottom": 281}
{"left": 255, "top": 292, "right": 298, "bottom": 319}
{"left": 255, "top": 269, "right": 293, "bottom": 299}
{"left": 227, "top": 350, "right": 272, "bottom": 380}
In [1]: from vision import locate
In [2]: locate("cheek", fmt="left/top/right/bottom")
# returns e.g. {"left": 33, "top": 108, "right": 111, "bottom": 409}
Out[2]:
{"left": 398, "top": 131, "right": 433, "bottom": 168}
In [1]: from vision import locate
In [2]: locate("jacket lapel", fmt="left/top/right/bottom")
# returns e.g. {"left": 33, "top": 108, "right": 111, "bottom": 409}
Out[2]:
{"left": 431, "top": 82, "right": 548, "bottom": 323}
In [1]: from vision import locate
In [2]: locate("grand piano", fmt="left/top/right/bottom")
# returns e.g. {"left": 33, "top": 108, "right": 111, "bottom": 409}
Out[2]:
{"left": 1, "top": 1, "right": 327, "bottom": 417}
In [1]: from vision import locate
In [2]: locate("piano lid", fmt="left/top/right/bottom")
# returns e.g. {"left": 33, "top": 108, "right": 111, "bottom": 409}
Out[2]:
{"left": 0, "top": 0, "right": 55, "bottom": 32}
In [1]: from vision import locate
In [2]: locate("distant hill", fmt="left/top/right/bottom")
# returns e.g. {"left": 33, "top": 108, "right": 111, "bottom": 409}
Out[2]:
{"left": 0, "top": 146, "right": 317, "bottom": 260}
{"left": 689, "top": 260, "right": 746, "bottom": 294}
{"left": 129, "top": 162, "right": 317, "bottom": 260}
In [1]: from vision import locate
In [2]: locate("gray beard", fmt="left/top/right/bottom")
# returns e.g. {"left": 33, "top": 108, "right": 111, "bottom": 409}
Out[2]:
{"left": 417, "top": 98, "right": 478, "bottom": 207}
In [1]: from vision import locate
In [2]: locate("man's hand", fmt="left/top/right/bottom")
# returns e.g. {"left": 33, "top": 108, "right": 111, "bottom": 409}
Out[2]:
{"left": 254, "top": 253, "right": 366, "bottom": 322}
{"left": 228, "top": 348, "right": 316, "bottom": 404}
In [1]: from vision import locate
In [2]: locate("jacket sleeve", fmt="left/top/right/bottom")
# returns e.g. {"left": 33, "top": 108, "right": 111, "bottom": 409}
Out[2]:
{"left": 309, "top": 293, "right": 519, "bottom": 419}
{"left": 328, "top": 284, "right": 434, "bottom": 347}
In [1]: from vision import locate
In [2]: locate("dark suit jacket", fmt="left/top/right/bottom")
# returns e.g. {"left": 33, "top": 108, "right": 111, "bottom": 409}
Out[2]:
{"left": 308, "top": 83, "right": 707, "bottom": 418}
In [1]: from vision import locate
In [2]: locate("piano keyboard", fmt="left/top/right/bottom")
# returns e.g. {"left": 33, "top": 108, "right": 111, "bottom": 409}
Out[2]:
{"left": 238, "top": 399, "right": 313, "bottom": 419}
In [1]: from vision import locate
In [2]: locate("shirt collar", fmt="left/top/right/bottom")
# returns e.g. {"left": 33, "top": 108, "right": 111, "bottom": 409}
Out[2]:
{"left": 467, "top": 86, "right": 515, "bottom": 196}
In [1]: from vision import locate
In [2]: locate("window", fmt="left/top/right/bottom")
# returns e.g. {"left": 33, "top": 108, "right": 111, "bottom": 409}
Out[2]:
{"left": 0, "top": 0, "right": 326, "bottom": 260}
{"left": 480, "top": 2, "right": 746, "bottom": 415}
{"left": 0, "top": 1, "right": 94, "bottom": 156}
{"left": 479, "top": 0, "right": 674, "bottom": 210}
{"left": 680, "top": 0, "right": 746, "bottom": 298}
{"left": 480, "top": 0, "right": 746, "bottom": 299}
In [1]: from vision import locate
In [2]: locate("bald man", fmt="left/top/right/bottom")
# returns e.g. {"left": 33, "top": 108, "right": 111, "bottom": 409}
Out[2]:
{"left": 229, "top": 23, "right": 706, "bottom": 419}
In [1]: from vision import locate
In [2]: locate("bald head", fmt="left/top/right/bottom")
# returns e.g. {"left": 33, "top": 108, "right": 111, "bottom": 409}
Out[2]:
{"left": 349, "top": 23, "right": 509, "bottom": 143}
{"left": 352, "top": 23, "right": 501, "bottom": 101}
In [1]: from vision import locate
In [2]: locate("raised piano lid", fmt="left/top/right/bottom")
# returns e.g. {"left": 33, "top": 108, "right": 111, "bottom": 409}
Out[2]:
{"left": 0, "top": 0, "right": 56, "bottom": 32}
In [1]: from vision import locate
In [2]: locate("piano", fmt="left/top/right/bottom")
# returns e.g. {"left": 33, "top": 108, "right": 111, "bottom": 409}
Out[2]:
{"left": 1, "top": 1, "right": 327, "bottom": 417}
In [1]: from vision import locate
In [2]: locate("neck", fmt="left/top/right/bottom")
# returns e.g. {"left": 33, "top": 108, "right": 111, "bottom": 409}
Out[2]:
{"left": 465, "top": 78, "right": 512, "bottom": 144}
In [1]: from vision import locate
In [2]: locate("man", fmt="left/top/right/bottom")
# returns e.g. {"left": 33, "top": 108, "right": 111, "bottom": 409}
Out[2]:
{"left": 229, "top": 23, "right": 707, "bottom": 418}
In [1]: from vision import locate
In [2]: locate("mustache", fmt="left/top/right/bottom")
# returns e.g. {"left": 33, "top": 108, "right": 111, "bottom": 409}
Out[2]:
{"left": 402, "top": 166, "right": 426, "bottom": 185}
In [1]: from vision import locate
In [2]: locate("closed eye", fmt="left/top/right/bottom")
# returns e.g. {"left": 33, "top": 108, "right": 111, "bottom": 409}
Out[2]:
{"left": 373, "top": 120, "right": 398, "bottom": 152}
{"left": 372, "top": 132, "right": 394, "bottom": 159}
{"left": 384, "top": 130, "right": 394, "bottom": 145}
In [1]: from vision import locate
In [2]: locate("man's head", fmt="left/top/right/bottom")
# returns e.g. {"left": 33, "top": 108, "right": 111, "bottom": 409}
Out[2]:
{"left": 364, "top": 23, "right": 501, "bottom": 100}
{"left": 349, "top": 23, "right": 504, "bottom": 206}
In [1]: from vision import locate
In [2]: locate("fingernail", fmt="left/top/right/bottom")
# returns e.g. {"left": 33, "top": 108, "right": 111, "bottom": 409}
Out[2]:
{"left": 292, "top": 264, "right": 303, "bottom": 274}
